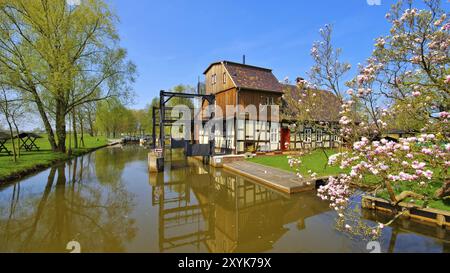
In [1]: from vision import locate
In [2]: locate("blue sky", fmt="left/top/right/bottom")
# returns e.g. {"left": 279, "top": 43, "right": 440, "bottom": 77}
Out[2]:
{"left": 108, "top": 0, "right": 410, "bottom": 109}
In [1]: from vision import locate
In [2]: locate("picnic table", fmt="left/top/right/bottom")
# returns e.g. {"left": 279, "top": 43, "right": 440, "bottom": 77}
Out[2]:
{"left": 16, "top": 132, "right": 43, "bottom": 152}
{"left": 0, "top": 132, "right": 12, "bottom": 155}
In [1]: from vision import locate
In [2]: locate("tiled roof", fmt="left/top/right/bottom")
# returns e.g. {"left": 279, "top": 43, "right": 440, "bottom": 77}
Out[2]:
{"left": 205, "top": 61, "right": 283, "bottom": 93}
{"left": 282, "top": 84, "right": 342, "bottom": 122}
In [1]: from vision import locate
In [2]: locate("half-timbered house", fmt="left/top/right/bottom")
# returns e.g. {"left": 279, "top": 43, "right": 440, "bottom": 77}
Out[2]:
{"left": 199, "top": 60, "right": 341, "bottom": 154}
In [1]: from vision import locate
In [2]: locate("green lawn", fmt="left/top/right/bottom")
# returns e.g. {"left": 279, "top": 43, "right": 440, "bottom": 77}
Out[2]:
{"left": 248, "top": 149, "right": 449, "bottom": 212}
{"left": 0, "top": 134, "right": 108, "bottom": 182}
{"left": 376, "top": 180, "right": 450, "bottom": 212}
{"left": 247, "top": 149, "right": 343, "bottom": 177}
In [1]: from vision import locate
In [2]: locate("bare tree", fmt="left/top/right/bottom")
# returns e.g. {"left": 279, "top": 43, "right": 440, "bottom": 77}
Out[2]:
{"left": 308, "top": 24, "right": 352, "bottom": 102}
{"left": 0, "top": 87, "right": 20, "bottom": 161}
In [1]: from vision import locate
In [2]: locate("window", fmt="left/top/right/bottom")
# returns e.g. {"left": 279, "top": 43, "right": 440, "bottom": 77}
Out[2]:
{"left": 211, "top": 74, "right": 217, "bottom": 86}
{"left": 262, "top": 97, "right": 275, "bottom": 106}
{"left": 223, "top": 72, "right": 227, "bottom": 84}
{"left": 332, "top": 129, "right": 339, "bottom": 142}
{"left": 316, "top": 129, "right": 323, "bottom": 142}
{"left": 304, "top": 128, "right": 312, "bottom": 143}
{"left": 270, "top": 127, "right": 278, "bottom": 143}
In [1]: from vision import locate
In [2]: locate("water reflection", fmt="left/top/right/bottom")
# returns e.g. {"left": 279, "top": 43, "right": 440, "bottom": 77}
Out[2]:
{"left": 152, "top": 158, "right": 331, "bottom": 253}
{"left": 0, "top": 146, "right": 448, "bottom": 253}
{"left": 0, "top": 149, "right": 137, "bottom": 253}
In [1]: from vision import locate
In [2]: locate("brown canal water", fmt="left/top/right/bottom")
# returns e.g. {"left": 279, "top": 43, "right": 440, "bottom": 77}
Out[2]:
{"left": 0, "top": 145, "right": 448, "bottom": 253}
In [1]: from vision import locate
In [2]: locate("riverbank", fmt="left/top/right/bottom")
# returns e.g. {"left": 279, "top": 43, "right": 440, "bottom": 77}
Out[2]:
{"left": 0, "top": 135, "right": 109, "bottom": 184}
{"left": 246, "top": 150, "right": 450, "bottom": 212}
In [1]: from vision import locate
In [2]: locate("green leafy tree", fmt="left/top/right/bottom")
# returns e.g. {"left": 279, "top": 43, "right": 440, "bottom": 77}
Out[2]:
{"left": 0, "top": 0, "right": 136, "bottom": 152}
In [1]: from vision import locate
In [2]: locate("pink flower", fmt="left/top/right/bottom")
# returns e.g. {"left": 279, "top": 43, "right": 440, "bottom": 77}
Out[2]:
{"left": 440, "top": 112, "right": 449, "bottom": 119}
{"left": 445, "top": 75, "right": 450, "bottom": 84}
{"left": 412, "top": 161, "right": 426, "bottom": 170}
{"left": 423, "top": 170, "right": 433, "bottom": 180}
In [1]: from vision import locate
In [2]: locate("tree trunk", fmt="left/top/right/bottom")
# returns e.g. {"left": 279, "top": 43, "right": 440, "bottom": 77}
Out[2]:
{"left": 72, "top": 107, "right": 78, "bottom": 149}
{"left": 33, "top": 92, "right": 58, "bottom": 151}
{"left": 13, "top": 122, "right": 20, "bottom": 158}
{"left": 87, "top": 110, "right": 95, "bottom": 137}
{"left": 11, "top": 117, "right": 21, "bottom": 158}
{"left": 0, "top": 91, "right": 16, "bottom": 161}
{"left": 6, "top": 119, "right": 17, "bottom": 162}
{"left": 79, "top": 112, "right": 85, "bottom": 148}
{"left": 435, "top": 180, "right": 450, "bottom": 199}
{"left": 385, "top": 180, "right": 397, "bottom": 203}
{"left": 55, "top": 101, "right": 67, "bottom": 153}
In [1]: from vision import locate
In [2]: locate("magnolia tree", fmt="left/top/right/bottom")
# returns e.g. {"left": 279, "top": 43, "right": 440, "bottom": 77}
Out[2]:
{"left": 282, "top": 25, "right": 349, "bottom": 156}
{"left": 292, "top": 0, "right": 449, "bottom": 239}
{"left": 309, "top": 24, "right": 351, "bottom": 102}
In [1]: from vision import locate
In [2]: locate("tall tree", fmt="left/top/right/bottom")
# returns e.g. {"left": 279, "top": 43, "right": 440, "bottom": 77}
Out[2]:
{"left": 95, "top": 98, "right": 129, "bottom": 138}
{"left": 0, "top": 0, "right": 136, "bottom": 153}
{"left": 308, "top": 24, "right": 351, "bottom": 102}
{"left": 0, "top": 86, "right": 18, "bottom": 161}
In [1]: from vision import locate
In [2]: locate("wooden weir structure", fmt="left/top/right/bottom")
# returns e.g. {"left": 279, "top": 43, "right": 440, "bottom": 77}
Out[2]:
{"left": 151, "top": 90, "right": 216, "bottom": 158}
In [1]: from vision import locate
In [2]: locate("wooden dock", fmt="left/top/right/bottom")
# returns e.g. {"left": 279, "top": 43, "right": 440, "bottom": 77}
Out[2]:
{"left": 223, "top": 161, "right": 317, "bottom": 194}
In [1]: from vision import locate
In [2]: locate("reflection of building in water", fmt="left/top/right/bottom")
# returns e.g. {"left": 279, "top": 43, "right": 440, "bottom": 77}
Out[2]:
{"left": 151, "top": 159, "right": 330, "bottom": 253}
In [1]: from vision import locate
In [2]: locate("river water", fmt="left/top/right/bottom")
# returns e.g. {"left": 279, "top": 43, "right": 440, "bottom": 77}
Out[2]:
{"left": 0, "top": 145, "right": 448, "bottom": 253}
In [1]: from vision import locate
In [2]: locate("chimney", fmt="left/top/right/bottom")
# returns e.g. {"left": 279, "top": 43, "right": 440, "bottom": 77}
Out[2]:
{"left": 296, "top": 77, "right": 305, "bottom": 84}
{"left": 243, "top": 55, "right": 246, "bottom": 65}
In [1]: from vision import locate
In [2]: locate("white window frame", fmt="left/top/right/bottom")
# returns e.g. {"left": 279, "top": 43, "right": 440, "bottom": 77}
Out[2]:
{"left": 316, "top": 129, "right": 323, "bottom": 142}
{"left": 304, "top": 128, "right": 312, "bottom": 143}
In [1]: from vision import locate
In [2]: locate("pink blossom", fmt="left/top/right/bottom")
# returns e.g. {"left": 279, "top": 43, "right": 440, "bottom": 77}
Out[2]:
{"left": 411, "top": 161, "right": 426, "bottom": 170}
{"left": 445, "top": 75, "right": 450, "bottom": 84}
{"left": 423, "top": 170, "right": 433, "bottom": 180}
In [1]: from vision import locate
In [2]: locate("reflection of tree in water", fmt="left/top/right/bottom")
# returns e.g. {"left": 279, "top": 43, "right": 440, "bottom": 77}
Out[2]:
{"left": 0, "top": 154, "right": 137, "bottom": 253}
{"left": 94, "top": 145, "right": 146, "bottom": 185}
{"left": 362, "top": 209, "right": 450, "bottom": 253}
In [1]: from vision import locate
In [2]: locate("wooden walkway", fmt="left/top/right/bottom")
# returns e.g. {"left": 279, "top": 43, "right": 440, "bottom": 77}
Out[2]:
{"left": 223, "top": 161, "right": 317, "bottom": 194}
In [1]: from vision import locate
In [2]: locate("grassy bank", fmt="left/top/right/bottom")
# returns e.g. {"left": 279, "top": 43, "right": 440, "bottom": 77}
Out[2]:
{"left": 247, "top": 149, "right": 342, "bottom": 177}
{"left": 0, "top": 134, "right": 109, "bottom": 182}
{"left": 376, "top": 181, "right": 450, "bottom": 212}
{"left": 248, "top": 149, "right": 449, "bottom": 212}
